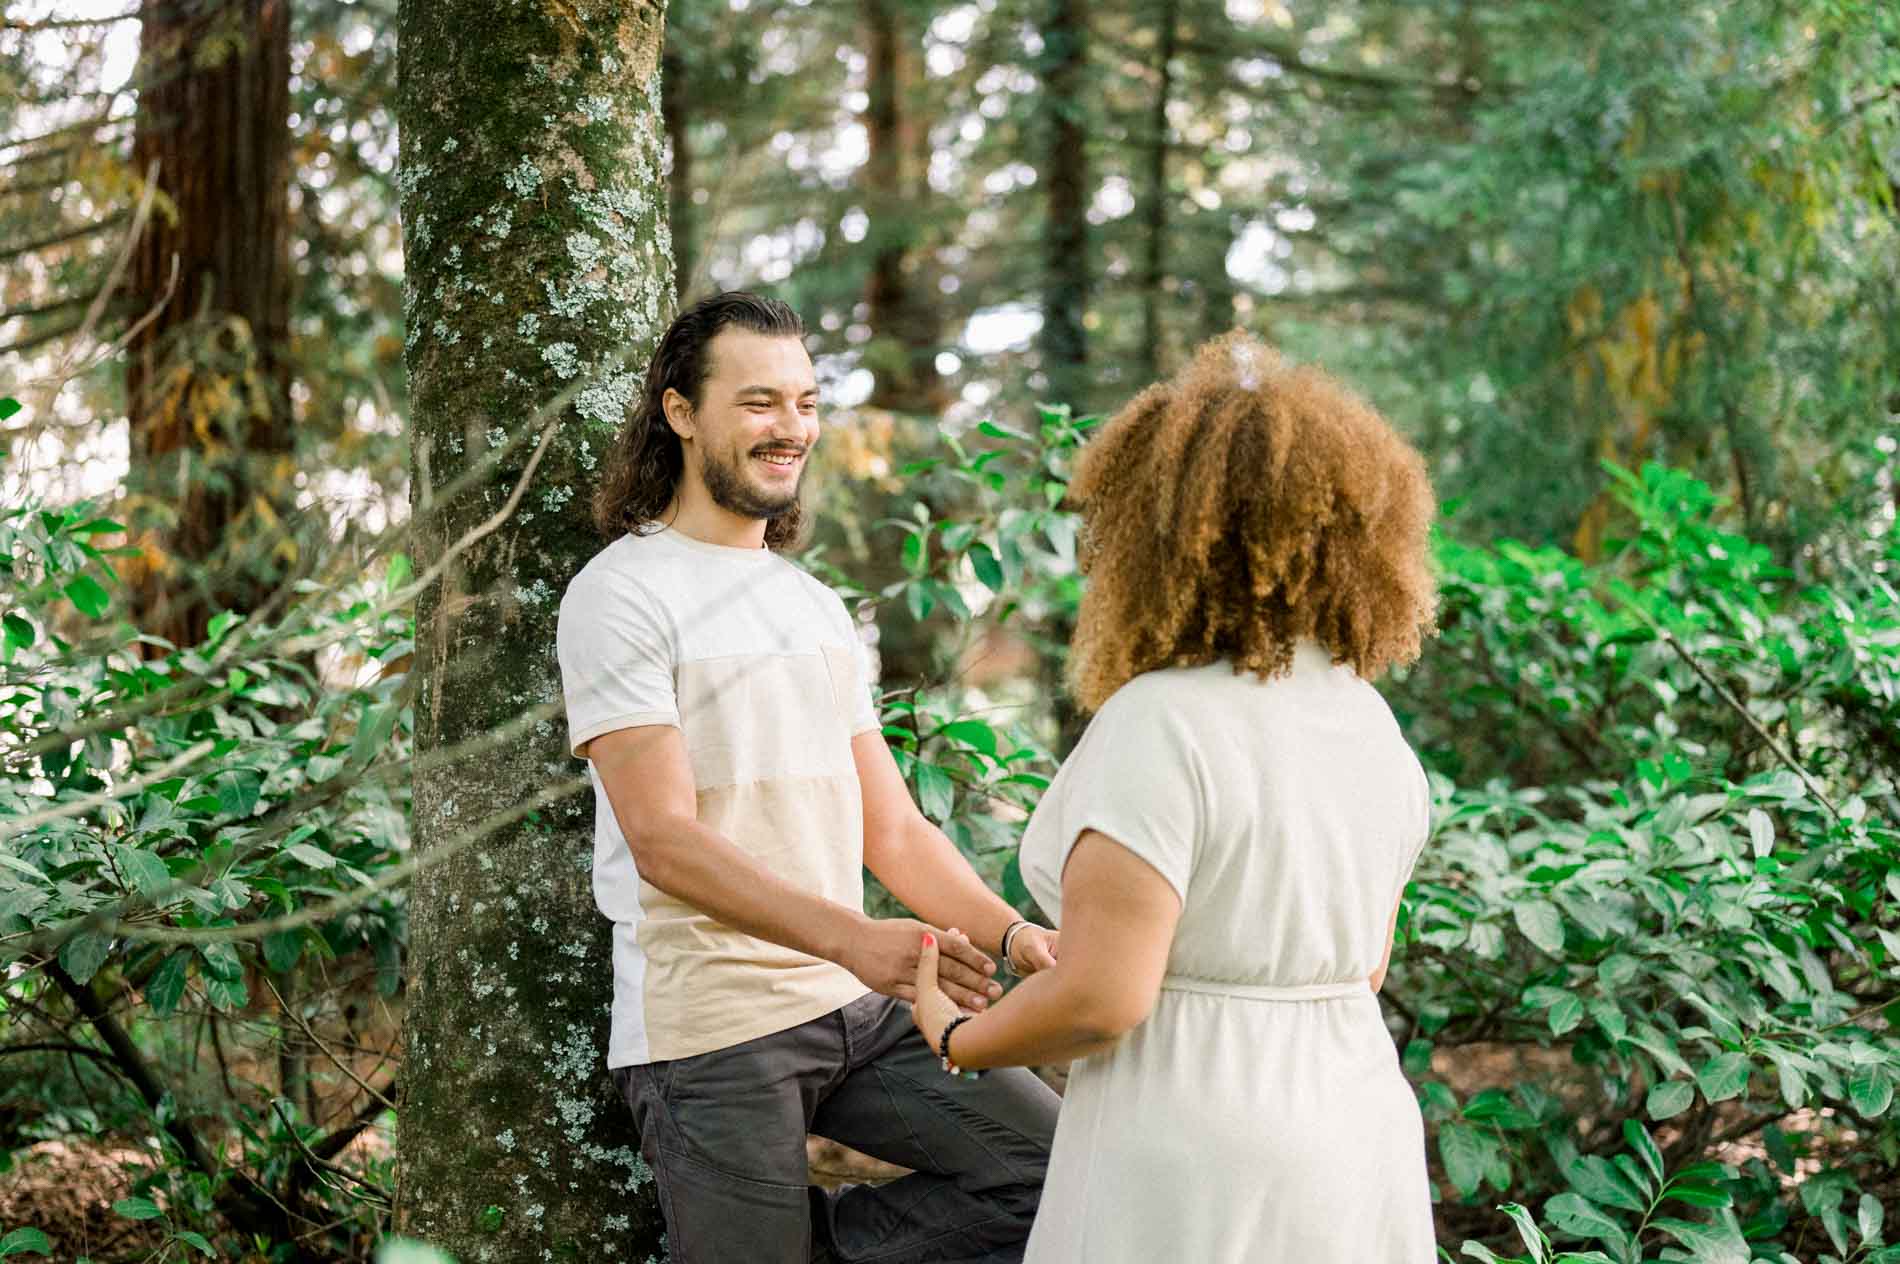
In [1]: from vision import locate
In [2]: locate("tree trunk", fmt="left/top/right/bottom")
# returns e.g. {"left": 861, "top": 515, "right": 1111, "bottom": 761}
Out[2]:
{"left": 662, "top": 42, "right": 696, "bottom": 303}
{"left": 124, "top": 0, "right": 293, "bottom": 649}
{"left": 394, "top": 0, "right": 672, "bottom": 1256}
{"left": 1138, "top": 0, "right": 1177, "bottom": 384}
{"left": 863, "top": 0, "right": 948, "bottom": 414}
{"left": 1038, "top": 0, "right": 1090, "bottom": 412}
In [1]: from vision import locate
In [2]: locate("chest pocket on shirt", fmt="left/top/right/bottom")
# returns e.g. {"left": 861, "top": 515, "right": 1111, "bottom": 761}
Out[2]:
{"left": 675, "top": 652, "right": 852, "bottom": 789}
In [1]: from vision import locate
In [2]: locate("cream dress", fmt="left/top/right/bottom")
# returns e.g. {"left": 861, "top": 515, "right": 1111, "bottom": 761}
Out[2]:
{"left": 1018, "top": 644, "right": 1436, "bottom": 1263}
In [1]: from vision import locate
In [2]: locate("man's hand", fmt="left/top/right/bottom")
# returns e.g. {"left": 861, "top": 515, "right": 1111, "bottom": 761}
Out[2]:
{"left": 842, "top": 916, "right": 1003, "bottom": 1011}
{"left": 1008, "top": 925, "right": 1059, "bottom": 975}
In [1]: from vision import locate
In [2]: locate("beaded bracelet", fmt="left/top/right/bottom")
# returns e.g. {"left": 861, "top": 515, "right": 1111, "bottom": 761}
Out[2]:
{"left": 938, "top": 1013, "right": 975, "bottom": 1075}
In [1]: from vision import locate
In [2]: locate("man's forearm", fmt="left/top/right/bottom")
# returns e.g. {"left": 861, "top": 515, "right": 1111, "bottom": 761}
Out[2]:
{"left": 871, "top": 821, "right": 1022, "bottom": 955}
{"left": 632, "top": 814, "right": 863, "bottom": 964}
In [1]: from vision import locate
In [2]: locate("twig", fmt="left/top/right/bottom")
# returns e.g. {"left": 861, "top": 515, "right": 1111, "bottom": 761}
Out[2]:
{"left": 261, "top": 974, "right": 398, "bottom": 1113}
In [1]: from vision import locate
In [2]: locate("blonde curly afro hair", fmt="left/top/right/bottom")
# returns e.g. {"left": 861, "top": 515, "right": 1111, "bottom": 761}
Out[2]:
{"left": 1065, "top": 332, "right": 1437, "bottom": 713}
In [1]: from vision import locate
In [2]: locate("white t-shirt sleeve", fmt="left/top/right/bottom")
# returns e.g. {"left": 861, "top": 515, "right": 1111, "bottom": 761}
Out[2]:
{"left": 556, "top": 572, "right": 679, "bottom": 758}
{"left": 1048, "top": 684, "right": 1204, "bottom": 904}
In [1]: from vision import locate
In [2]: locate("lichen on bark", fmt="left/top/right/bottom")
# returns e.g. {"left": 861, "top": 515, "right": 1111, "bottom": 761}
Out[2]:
{"left": 394, "top": 0, "right": 672, "bottom": 1257}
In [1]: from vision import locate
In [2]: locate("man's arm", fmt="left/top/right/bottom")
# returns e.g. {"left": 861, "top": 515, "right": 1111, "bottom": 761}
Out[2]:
{"left": 853, "top": 731, "right": 1055, "bottom": 967}
{"left": 586, "top": 724, "right": 1002, "bottom": 1008}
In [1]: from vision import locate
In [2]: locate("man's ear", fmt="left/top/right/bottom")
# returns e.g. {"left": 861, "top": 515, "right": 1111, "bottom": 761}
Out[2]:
{"left": 661, "top": 388, "right": 695, "bottom": 439}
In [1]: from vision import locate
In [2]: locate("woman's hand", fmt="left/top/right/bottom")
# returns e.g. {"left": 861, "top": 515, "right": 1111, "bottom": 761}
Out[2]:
{"left": 909, "top": 933, "right": 964, "bottom": 1057}
{"left": 1009, "top": 925, "right": 1059, "bottom": 975}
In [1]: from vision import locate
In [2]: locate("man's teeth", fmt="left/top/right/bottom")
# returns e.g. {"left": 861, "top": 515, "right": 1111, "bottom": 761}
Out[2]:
{"left": 757, "top": 452, "right": 799, "bottom": 466}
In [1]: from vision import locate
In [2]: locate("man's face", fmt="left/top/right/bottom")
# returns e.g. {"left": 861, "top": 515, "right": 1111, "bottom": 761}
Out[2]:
{"left": 676, "top": 328, "right": 819, "bottom": 521}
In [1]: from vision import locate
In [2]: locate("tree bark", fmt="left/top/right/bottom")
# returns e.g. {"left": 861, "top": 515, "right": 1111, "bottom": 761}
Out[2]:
{"left": 124, "top": 0, "right": 294, "bottom": 649}
{"left": 863, "top": 0, "right": 948, "bottom": 414}
{"left": 394, "top": 0, "right": 672, "bottom": 1256}
{"left": 1038, "top": 0, "right": 1090, "bottom": 412}
{"left": 1138, "top": 0, "right": 1178, "bottom": 384}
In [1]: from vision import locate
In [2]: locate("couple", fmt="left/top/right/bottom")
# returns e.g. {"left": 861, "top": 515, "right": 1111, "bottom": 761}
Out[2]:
{"left": 555, "top": 291, "right": 1440, "bottom": 1262}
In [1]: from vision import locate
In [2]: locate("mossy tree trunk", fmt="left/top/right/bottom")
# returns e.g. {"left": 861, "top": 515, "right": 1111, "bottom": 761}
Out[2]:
{"left": 395, "top": 0, "right": 672, "bottom": 1257}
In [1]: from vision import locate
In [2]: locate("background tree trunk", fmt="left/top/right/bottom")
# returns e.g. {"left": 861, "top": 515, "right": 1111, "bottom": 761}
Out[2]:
{"left": 662, "top": 42, "right": 697, "bottom": 303}
{"left": 863, "top": 0, "right": 948, "bottom": 414}
{"left": 1037, "top": 0, "right": 1090, "bottom": 412}
{"left": 124, "top": 0, "right": 294, "bottom": 648}
{"left": 394, "top": 0, "right": 673, "bottom": 1256}
{"left": 1138, "top": 0, "right": 1178, "bottom": 384}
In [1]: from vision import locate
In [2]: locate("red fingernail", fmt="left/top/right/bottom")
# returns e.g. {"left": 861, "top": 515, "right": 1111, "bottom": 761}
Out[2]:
{"left": 922, "top": 933, "right": 936, "bottom": 948}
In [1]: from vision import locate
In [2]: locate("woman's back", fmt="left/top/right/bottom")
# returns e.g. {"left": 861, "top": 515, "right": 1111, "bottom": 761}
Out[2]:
{"left": 1017, "top": 646, "right": 1436, "bottom": 1263}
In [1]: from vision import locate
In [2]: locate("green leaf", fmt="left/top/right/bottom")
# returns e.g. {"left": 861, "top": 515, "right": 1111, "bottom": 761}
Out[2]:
{"left": 1861, "top": 1195, "right": 1885, "bottom": 1248}
{"left": 112, "top": 1197, "right": 162, "bottom": 1221}
{"left": 901, "top": 530, "right": 928, "bottom": 578}
{"left": 198, "top": 942, "right": 242, "bottom": 980}
{"left": 206, "top": 972, "right": 248, "bottom": 1012}
{"left": 383, "top": 552, "right": 413, "bottom": 596}
{"left": 1849, "top": 1066, "right": 1893, "bottom": 1119}
{"left": 58, "top": 931, "right": 113, "bottom": 986}
{"left": 968, "top": 542, "right": 1004, "bottom": 593}
{"left": 1622, "top": 1119, "right": 1663, "bottom": 1184}
{"left": 915, "top": 764, "right": 955, "bottom": 823}
{"left": 1564, "top": 1155, "right": 1648, "bottom": 1213}
{"left": 0, "top": 397, "right": 21, "bottom": 421}
{"left": 1513, "top": 901, "right": 1565, "bottom": 955}
{"left": 1438, "top": 1122, "right": 1495, "bottom": 1198}
{"left": 3, "top": 613, "right": 35, "bottom": 655}
{"left": 1544, "top": 1192, "right": 1626, "bottom": 1242}
{"left": 0, "top": 1227, "right": 51, "bottom": 1258}
{"left": 144, "top": 952, "right": 190, "bottom": 1017}
{"left": 172, "top": 1230, "right": 215, "bottom": 1257}
{"left": 976, "top": 419, "right": 1030, "bottom": 442}
{"left": 1746, "top": 808, "right": 1774, "bottom": 859}
{"left": 264, "top": 930, "right": 304, "bottom": 974}
{"left": 115, "top": 848, "right": 172, "bottom": 899}
{"left": 937, "top": 720, "right": 998, "bottom": 758}
{"left": 213, "top": 769, "right": 261, "bottom": 818}
{"left": 1646, "top": 1079, "right": 1694, "bottom": 1120}
{"left": 904, "top": 580, "right": 934, "bottom": 622}
{"left": 1696, "top": 1051, "right": 1750, "bottom": 1103}
{"left": 1664, "top": 1184, "right": 1733, "bottom": 1209}
{"left": 284, "top": 843, "right": 337, "bottom": 870}
{"left": 1547, "top": 993, "right": 1584, "bottom": 1036}
{"left": 62, "top": 575, "right": 111, "bottom": 619}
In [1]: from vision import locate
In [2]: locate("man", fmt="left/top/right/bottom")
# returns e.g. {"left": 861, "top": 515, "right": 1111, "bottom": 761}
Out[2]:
{"left": 557, "top": 291, "right": 1061, "bottom": 1262}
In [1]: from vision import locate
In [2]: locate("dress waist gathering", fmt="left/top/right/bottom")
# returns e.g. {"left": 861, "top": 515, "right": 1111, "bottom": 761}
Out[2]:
{"left": 1158, "top": 975, "right": 1371, "bottom": 1003}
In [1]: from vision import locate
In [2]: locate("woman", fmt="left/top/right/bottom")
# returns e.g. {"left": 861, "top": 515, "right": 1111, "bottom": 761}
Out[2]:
{"left": 912, "top": 333, "right": 1440, "bottom": 1262}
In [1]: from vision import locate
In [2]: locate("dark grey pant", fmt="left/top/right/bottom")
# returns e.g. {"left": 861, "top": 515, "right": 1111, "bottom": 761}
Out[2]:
{"left": 611, "top": 991, "right": 1059, "bottom": 1263}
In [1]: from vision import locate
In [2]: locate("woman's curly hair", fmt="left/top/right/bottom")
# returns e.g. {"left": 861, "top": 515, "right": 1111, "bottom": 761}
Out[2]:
{"left": 1065, "top": 332, "right": 1437, "bottom": 712}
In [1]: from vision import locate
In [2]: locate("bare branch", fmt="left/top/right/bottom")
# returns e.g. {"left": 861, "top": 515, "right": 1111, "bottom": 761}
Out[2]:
{"left": 1, "top": 739, "right": 216, "bottom": 842}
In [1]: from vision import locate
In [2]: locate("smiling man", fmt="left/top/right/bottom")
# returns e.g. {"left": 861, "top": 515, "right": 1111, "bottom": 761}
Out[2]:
{"left": 557, "top": 292, "right": 1059, "bottom": 1262}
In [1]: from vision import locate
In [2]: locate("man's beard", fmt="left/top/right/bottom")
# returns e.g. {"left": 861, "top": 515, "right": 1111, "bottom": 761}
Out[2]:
{"left": 700, "top": 443, "right": 803, "bottom": 520}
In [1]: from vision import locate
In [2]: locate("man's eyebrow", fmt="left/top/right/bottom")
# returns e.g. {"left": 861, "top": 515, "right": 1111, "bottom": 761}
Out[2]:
{"left": 732, "top": 384, "right": 820, "bottom": 398}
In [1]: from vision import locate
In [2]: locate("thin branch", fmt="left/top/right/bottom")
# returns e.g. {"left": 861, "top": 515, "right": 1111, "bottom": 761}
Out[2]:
{"left": 0, "top": 10, "right": 140, "bottom": 31}
{"left": 0, "top": 210, "right": 130, "bottom": 260}
{"left": 262, "top": 974, "right": 398, "bottom": 1113}
{"left": 2, "top": 739, "right": 216, "bottom": 841}
{"left": 0, "top": 1040, "right": 121, "bottom": 1069}
{"left": 102, "top": 773, "right": 587, "bottom": 944}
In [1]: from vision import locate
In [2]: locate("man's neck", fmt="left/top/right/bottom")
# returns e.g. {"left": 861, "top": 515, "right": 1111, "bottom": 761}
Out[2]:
{"left": 663, "top": 489, "right": 769, "bottom": 551}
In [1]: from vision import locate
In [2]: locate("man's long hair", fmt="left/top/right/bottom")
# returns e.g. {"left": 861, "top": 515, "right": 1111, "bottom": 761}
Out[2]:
{"left": 592, "top": 291, "right": 808, "bottom": 550}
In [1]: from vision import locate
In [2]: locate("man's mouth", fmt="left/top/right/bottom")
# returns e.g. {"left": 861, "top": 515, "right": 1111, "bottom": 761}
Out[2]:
{"left": 754, "top": 449, "right": 803, "bottom": 468}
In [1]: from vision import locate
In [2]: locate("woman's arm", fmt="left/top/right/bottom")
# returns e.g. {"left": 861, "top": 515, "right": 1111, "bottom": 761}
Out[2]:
{"left": 912, "top": 829, "right": 1182, "bottom": 1070}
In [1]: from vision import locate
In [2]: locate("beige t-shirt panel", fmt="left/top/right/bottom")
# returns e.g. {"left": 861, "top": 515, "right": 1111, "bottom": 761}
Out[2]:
{"left": 557, "top": 528, "right": 878, "bottom": 1066}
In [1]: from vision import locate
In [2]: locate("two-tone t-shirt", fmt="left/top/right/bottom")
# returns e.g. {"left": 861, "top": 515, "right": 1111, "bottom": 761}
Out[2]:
{"left": 556, "top": 526, "right": 878, "bottom": 1067}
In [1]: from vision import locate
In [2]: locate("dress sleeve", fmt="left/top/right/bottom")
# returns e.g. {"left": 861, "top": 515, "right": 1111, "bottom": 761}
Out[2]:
{"left": 556, "top": 573, "right": 680, "bottom": 758}
{"left": 1396, "top": 754, "right": 1434, "bottom": 892}
{"left": 1046, "top": 684, "right": 1205, "bottom": 904}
